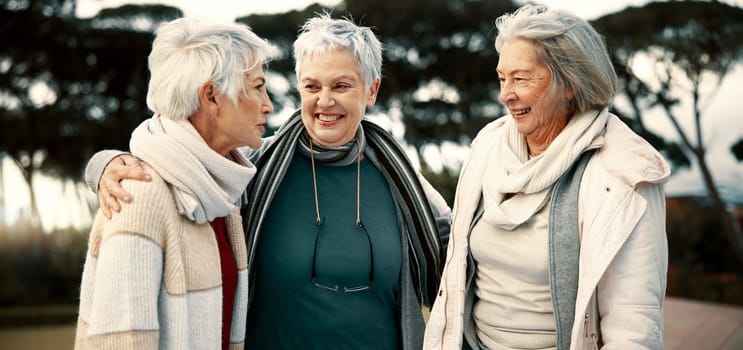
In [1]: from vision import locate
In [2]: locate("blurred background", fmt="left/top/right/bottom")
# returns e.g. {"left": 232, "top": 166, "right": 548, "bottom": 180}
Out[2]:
{"left": 1, "top": 0, "right": 743, "bottom": 347}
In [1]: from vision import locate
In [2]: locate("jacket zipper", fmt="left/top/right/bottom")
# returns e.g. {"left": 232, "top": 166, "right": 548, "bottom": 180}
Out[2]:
{"left": 584, "top": 312, "right": 599, "bottom": 350}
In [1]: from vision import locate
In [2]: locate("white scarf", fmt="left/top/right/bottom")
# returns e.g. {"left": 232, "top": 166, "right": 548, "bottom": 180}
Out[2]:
{"left": 482, "top": 109, "right": 608, "bottom": 230}
{"left": 129, "top": 115, "right": 256, "bottom": 224}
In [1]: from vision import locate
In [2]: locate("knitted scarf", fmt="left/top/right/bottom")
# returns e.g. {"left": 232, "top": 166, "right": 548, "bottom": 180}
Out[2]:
{"left": 482, "top": 109, "right": 608, "bottom": 230}
{"left": 130, "top": 115, "right": 257, "bottom": 224}
{"left": 242, "top": 111, "right": 444, "bottom": 305}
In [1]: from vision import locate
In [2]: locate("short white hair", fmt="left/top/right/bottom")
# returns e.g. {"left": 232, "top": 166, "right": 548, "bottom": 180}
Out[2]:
{"left": 293, "top": 13, "right": 382, "bottom": 90}
{"left": 146, "top": 17, "right": 277, "bottom": 120}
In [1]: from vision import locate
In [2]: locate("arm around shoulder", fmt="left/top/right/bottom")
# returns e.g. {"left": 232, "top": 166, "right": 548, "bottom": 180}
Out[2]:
{"left": 84, "top": 150, "right": 129, "bottom": 193}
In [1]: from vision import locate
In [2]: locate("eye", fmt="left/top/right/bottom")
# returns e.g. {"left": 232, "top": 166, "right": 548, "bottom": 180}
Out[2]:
{"left": 334, "top": 83, "right": 350, "bottom": 91}
{"left": 303, "top": 84, "right": 319, "bottom": 92}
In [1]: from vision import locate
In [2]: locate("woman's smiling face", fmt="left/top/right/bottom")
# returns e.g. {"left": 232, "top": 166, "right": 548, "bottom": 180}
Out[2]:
{"left": 298, "top": 48, "right": 380, "bottom": 147}
{"left": 497, "top": 37, "right": 572, "bottom": 149}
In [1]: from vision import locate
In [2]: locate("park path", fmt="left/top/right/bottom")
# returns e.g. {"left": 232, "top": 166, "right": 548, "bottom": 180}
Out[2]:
{"left": 0, "top": 297, "right": 741, "bottom": 349}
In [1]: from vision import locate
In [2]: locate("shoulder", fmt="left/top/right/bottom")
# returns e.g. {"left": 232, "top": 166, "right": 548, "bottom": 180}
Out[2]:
{"left": 466, "top": 117, "right": 507, "bottom": 159}
{"left": 104, "top": 163, "right": 179, "bottom": 241}
{"left": 119, "top": 164, "right": 173, "bottom": 207}
{"left": 472, "top": 116, "right": 507, "bottom": 145}
{"left": 591, "top": 114, "right": 670, "bottom": 188}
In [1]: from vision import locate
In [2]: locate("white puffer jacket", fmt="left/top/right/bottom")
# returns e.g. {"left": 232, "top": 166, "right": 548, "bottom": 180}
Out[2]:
{"left": 424, "top": 110, "right": 670, "bottom": 350}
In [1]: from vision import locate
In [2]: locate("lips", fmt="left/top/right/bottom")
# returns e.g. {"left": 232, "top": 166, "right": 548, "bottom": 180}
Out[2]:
{"left": 511, "top": 107, "right": 531, "bottom": 116}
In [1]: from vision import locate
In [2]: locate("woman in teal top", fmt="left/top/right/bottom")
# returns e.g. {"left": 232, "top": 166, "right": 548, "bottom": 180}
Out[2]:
{"left": 248, "top": 150, "right": 402, "bottom": 349}
{"left": 243, "top": 15, "right": 449, "bottom": 349}
{"left": 86, "top": 13, "right": 450, "bottom": 350}
{"left": 240, "top": 15, "right": 450, "bottom": 348}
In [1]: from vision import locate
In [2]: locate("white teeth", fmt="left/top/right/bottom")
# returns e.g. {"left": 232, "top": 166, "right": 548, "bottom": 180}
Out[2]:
{"left": 512, "top": 108, "right": 530, "bottom": 115}
{"left": 318, "top": 114, "right": 339, "bottom": 122}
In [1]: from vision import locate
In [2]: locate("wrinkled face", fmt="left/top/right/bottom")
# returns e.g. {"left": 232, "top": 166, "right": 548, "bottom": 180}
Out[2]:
{"left": 298, "top": 48, "right": 380, "bottom": 147}
{"left": 497, "top": 38, "right": 572, "bottom": 142}
{"left": 216, "top": 65, "right": 272, "bottom": 150}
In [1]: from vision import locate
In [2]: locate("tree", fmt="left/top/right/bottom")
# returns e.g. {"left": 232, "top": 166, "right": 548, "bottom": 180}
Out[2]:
{"left": 594, "top": 1, "right": 743, "bottom": 262}
{"left": 0, "top": 3, "right": 182, "bottom": 224}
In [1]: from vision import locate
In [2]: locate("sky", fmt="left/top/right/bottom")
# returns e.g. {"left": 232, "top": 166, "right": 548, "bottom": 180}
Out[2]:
{"left": 3, "top": 0, "right": 743, "bottom": 231}
{"left": 76, "top": 0, "right": 743, "bottom": 21}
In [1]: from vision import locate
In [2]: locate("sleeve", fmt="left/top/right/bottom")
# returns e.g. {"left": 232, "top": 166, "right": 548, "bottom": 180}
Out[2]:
{"left": 597, "top": 182, "right": 668, "bottom": 349}
{"left": 76, "top": 179, "right": 172, "bottom": 349}
{"left": 84, "top": 149, "right": 129, "bottom": 193}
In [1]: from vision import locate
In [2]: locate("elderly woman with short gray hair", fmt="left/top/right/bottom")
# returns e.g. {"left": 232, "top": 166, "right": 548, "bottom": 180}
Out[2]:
{"left": 75, "top": 17, "right": 275, "bottom": 350}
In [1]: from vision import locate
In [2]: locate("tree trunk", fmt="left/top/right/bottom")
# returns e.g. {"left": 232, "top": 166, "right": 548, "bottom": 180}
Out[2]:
{"left": 694, "top": 149, "right": 743, "bottom": 263}
{"left": 657, "top": 88, "right": 743, "bottom": 264}
{"left": 13, "top": 159, "right": 42, "bottom": 230}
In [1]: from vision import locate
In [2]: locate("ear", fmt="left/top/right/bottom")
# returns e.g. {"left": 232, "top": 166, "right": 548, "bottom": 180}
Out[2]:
{"left": 565, "top": 85, "right": 575, "bottom": 101}
{"left": 198, "top": 81, "right": 219, "bottom": 113}
{"left": 366, "top": 78, "right": 381, "bottom": 108}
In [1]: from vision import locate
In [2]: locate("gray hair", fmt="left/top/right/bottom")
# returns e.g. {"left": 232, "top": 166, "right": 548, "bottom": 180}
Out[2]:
{"left": 293, "top": 13, "right": 383, "bottom": 90}
{"left": 146, "top": 17, "right": 277, "bottom": 120}
{"left": 494, "top": 4, "right": 617, "bottom": 113}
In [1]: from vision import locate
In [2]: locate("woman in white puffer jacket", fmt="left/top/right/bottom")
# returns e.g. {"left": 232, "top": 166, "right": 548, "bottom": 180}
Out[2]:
{"left": 424, "top": 4, "right": 670, "bottom": 350}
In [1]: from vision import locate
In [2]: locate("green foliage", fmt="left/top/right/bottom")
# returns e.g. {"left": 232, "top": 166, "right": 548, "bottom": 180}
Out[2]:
{"left": 0, "top": 5, "right": 176, "bottom": 181}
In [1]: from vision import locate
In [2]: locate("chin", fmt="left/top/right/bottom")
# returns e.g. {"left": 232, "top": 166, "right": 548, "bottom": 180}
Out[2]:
{"left": 247, "top": 139, "right": 262, "bottom": 149}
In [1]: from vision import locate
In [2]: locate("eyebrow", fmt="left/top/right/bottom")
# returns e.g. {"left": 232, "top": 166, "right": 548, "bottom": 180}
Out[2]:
{"left": 496, "top": 68, "right": 531, "bottom": 75}
{"left": 300, "top": 75, "right": 360, "bottom": 83}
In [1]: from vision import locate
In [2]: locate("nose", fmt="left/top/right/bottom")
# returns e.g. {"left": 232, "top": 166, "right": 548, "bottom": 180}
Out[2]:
{"left": 499, "top": 81, "right": 516, "bottom": 104}
{"left": 317, "top": 88, "right": 335, "bottom": 108}
{"left": 262, "top": 90, "right": 273, "bottom": 115}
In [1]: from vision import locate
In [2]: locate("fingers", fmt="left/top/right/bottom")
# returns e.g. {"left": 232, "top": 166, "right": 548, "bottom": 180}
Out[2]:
{"left": 118, "top": 155, "right": 151, "bottom": 182}
{"left": 97, "top": 154, "right": 151, "bottom": 218}
{"left": 97, "top": 181, "right": 119, "bottom": 219}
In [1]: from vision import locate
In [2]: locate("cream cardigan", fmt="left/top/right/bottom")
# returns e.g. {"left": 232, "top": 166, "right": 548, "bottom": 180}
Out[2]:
{"left": 75, "top": 164, "right": 248, "bottom": 350}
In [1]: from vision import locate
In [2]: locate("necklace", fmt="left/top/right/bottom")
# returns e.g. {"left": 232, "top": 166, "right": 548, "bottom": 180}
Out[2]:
{"left": 309, "top": 139, "right": 374, "bottom": 292}
{"left": 309, "top": 139, "right": 363, "bottom": 226}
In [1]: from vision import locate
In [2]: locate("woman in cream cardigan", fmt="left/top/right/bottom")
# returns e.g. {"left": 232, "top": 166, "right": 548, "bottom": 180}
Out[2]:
{"left": 424, "top": 5, "right": 669, "bottom": 350}
{"left": 74, "top": 18, "right": 275, "bottom": 350}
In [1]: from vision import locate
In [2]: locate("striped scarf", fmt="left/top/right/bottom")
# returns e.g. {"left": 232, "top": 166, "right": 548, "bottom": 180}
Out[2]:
{"left": 242, "top": 111, "right": 444, "bottom": 304}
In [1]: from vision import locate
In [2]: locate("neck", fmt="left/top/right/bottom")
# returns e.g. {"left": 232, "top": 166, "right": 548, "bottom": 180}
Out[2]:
{"left": 309, "top": 138, "right": 363, "bottom": 225}
{"left": 189, "top": 112, "right": 231, "bottom": 156}
{"left": 525, "top": 113, "right": 572, "bottom": 157}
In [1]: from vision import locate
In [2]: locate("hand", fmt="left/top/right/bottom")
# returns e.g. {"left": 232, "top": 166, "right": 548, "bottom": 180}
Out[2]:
{"left": 98, "top": 154, "right": 151, "bottom": 219}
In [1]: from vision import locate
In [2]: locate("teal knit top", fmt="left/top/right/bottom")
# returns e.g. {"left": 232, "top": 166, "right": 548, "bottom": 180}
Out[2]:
{"left": 246, "top": 152, "right": 402, "bottom": 349}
